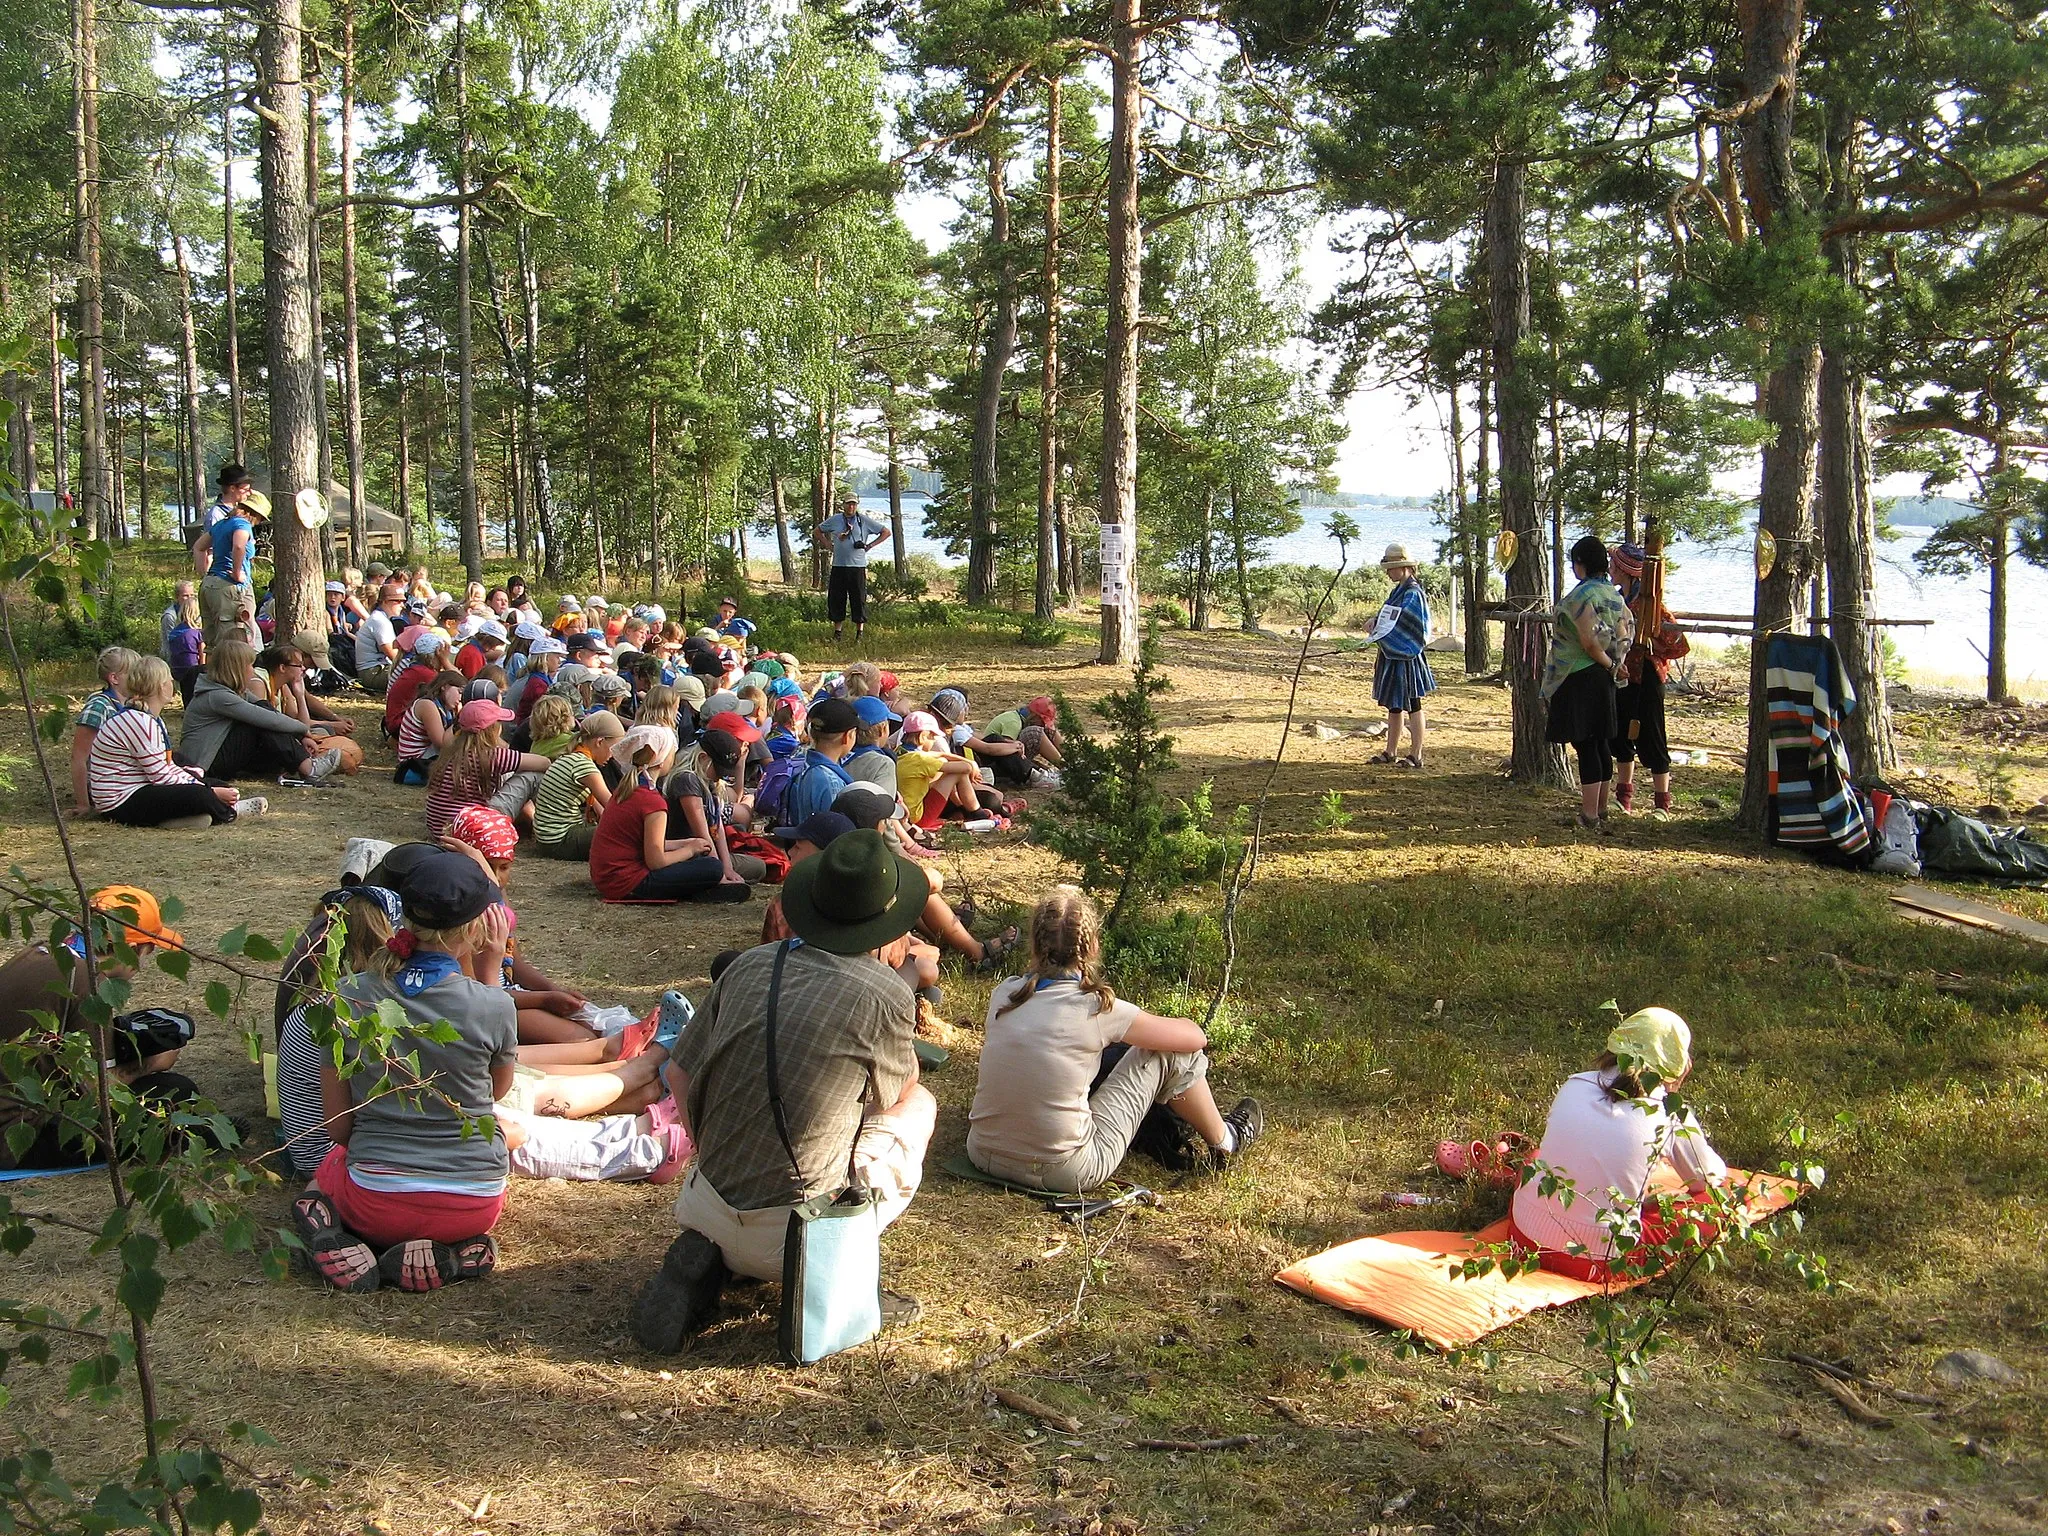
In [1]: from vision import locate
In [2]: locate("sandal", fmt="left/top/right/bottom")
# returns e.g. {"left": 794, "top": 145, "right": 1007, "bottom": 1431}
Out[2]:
{"left": 1369, "top": 751, "right": 1398, "bottom": 765}
{"left": 1395, "top": 755, "right": 1425, "bottom": 769}
{"left": 378, "top": 1234, "right": 499, "bottom": 1293}
{"left": 969, "top": 928, "right": 1021, "bottom": 974}
{"left": 646, "top": 1122, "right": 691, "bottom": 1185}
{"left": 291, "top": 1191, "right": 379, "bottom": 1293}
{"left": 1434, "top": 1133, "right": 1534, "bottom": 1191}
{"left": 615, "top": 1014, "right": 660, "bottom": 1061}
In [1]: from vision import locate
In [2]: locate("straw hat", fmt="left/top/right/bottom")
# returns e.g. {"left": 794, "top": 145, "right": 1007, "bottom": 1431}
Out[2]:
{"left": 1379, "top": 543, "right": 1416, "bottom": 573}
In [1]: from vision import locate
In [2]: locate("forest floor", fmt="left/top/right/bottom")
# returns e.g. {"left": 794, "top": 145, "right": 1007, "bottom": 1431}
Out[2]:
{"left": 4, "top": 617, "right": 2046, "bottom": 1536}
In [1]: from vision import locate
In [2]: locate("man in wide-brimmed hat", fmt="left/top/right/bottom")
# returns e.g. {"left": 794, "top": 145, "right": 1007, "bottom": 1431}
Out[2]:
{"left": 630, "top": 830, "right": 935, "bottom": 1352}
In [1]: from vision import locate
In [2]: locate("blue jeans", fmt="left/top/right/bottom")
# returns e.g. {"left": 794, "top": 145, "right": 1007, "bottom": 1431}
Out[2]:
{"left": 630, "top": 857, "right": 751, "bottom": 903}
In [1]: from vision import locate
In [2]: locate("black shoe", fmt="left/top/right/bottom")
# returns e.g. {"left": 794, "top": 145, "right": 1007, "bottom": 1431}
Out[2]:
{"left": 1130, "top": 1104, "right": 1204, "bottom": 1173}
{"left": 629, "top": 1230, "right": 727, "bottom": 1353}
{"left": 879, "top": 1289, "right": 922, "bottom": 1330}
{"left": 1213, "top": 1097, "right": 1265, "bottom": 1168}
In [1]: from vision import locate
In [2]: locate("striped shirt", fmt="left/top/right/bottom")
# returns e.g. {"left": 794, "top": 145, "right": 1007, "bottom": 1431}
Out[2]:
{"left": 88, "top": 708, "right": 203, "bottom": 812}
{"left": 425, "top": 746, "right": 521, "bottom": 838}
{"left": 533, "top": 749, "right": 602, "bottom": 846}
{"left": 275, "top": 1000, "right": 334, "bottom": 1177}
{"left": 396, "top": 697, "right": 452, "bottom": 763}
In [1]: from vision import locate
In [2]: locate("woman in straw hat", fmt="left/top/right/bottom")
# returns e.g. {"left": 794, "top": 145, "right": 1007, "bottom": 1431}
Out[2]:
{"left": 1364, "top": 544, "right": 1436, "bottom": 768}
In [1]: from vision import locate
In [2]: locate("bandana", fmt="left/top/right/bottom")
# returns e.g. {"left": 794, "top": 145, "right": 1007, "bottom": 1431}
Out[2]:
{"left": 393, "top": 948, "right": 463, "bottom": 998}
{"left": 447, "top": 805, "right": 519, "bottom": 863}
{"left": 319, "top": 885, "right": 405, "bottom": 927}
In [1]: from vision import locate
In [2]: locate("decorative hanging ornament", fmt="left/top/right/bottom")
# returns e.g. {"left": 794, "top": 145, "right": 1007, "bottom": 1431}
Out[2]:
{"left": 241, "top": 489, "right": 272, "bottom": 519}
{"left": 1494, "top": 529, "right": 1520, "bottom": 570}
{"left": 296, "top": 486, "right": 329, "bottom": 529}
{"left": 1754, "top": 529, "right": 1777, "bottom": 580}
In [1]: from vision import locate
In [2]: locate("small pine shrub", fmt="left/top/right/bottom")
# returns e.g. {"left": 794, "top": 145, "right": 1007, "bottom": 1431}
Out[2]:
{"left": 1015, "top": 616, "right": 1065, "bottom": 648}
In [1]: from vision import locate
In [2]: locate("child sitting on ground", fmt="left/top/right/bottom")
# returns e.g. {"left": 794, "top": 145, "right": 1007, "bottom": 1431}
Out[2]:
{"left": 966, "top": 888, "right": 1262, "bottom": 1190}
{"left": 533, "top": 709, "right": 624, "bottom": 861}
{"left": 895, "top": 710, "right": 1000, "bottom": 828}
{"left": 88, "top": 657, "right": 250, "bottom": 826}
{"left": 395, "top": 670, "right": 464, "bottom": 784}
{"left": 69, "top": 646, "right": 140, "bottom": 816}
{"left": 424, "top": 699, "right": 550, "bottom": 839}
{"left": 165, "top": 596, "right": 205, "bottom": 704}
{"left": 588, "top": 725, "right": 751, "bottom": 904}
{"left": 930, "top": 688, "right": 1033, "bottom": 789}
{"left": 1508, "top": 1007, "right": 1727, "bottom": 1283}
{"left": 297, "top": 851, "right": 516, "bottom": 1294}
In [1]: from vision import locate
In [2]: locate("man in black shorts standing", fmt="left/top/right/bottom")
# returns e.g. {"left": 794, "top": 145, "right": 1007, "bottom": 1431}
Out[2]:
{"left": 821, "top": 491, "right": 888, "bottom": 644}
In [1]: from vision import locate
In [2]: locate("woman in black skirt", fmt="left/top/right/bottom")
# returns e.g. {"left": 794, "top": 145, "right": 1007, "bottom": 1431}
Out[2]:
{"left": 1541, "top": 536, "right": 1632, "bottom": 830}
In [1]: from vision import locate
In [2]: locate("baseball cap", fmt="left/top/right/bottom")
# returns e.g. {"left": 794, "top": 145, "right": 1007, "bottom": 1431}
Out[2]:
{"left": 88, "top": 886, "right": 182, "bottom": 953}
{"left": 324, "top": 581, "right": 347, "bottom": 595}
{"left": 809, "top": 697, "right": 859, "bottom": 737}
{"left": 772, "top": 810, "right": 854, "bottom": 848}
{"left": 457, "top": 698, "right": 515, "bottom": 730}
{"left": 852, "top": 695, "right": 900, "bottom": 727}
{"left": 462, "top": 678, "right": 503, "bottom": 704}
{"left": 717, "top": 595, "right": 739, "bottom": 610}
{"left": 929, "top": 688, "right": 968, "bottom": 724}
{"left": 696, "top": 727, "right": 744, "bottom": 773}
{"left": 398, "top": 851, "right": 498, "bottom": 930}
{"left": 529, "top": 636, "right": 567, "bottom": 657}
{"left": 703, "top": 710, "right": 760, "bottom": 743}
{"left": 834, "top": 783, "right": 904, "bottom": 826}
{"left": 901, "top": 710, "right": 941, "bottom": 738}
{"left": 514, "top": 620, "right": 545, "bottom": 641}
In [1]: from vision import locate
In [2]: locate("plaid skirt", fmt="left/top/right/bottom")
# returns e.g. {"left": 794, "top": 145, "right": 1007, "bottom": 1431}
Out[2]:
{"left": 1373, "top": 651, "right": 1436, "bottom": 713}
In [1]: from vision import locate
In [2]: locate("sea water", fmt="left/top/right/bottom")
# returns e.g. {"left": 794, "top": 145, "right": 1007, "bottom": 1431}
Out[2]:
{"left": 858, "top": 493, "right": 2043, "bottom": 694}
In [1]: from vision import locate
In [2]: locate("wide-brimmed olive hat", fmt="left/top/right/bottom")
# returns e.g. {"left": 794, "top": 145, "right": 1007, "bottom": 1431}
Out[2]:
{"left": 778, "top": 828, "right": 929, "bottom": 955}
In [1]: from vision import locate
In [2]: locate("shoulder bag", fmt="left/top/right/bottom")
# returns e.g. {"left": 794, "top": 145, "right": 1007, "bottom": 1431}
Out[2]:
{"left": 762, "top": 940, "right": 883, "bottom": 1365}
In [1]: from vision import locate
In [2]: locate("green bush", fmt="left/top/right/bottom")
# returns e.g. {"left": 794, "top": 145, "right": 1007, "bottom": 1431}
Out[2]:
{"left": 1015, "top": 616, "right": 1065, "bottom": 648}
{"left": 1147, "top": 598, "right": 1188, "bottom": 629}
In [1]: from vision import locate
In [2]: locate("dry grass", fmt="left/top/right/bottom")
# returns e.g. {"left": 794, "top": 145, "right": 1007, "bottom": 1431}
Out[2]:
{"left": 3, "top": 621, "right": 2045, "bottom": 1536}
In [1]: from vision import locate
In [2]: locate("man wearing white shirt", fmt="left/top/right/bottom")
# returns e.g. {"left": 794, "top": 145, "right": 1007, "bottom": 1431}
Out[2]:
{"left": 354, "top": 585, "right": 405, "bottom": 694}
{"left": 821, "top": 491, "right": 888, "bottom": 643}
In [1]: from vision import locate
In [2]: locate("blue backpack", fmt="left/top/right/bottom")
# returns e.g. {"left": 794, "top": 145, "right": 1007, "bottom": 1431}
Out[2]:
{"left": 752, "top": 754, "right": 805, "bottom": 827}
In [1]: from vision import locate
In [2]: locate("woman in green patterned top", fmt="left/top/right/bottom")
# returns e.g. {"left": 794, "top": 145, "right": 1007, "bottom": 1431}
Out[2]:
{"left": 1542, "top": 536, "right": 1634, "bottom": 831}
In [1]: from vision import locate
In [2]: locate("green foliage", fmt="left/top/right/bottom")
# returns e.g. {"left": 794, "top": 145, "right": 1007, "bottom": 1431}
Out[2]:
{"left": 1313, "top": 788, "right": 1351, "bottom": 832}
{"left": 1014, "top": 616, "right": 1066, "bottom": 648}
{"left": 1031, "top": 627, "right": 1237, "bottom": 932}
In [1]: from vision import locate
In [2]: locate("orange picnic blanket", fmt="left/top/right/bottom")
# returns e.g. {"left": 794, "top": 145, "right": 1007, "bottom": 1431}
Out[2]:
{"left": 1275, "top": 1168, "right": 1801, "bottom": 1350}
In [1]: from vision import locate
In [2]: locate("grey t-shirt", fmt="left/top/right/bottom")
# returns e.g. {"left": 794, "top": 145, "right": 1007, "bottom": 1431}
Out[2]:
{"left": 356, "top": 609, "right": 396, "bottom": 671}
{"left": 827, "top": 512, "right": 887, "bottom": 569}
{"left": 843, "top": 746, "right": 899, "bottom": 797}
{"left": 335, "top": 969, "right": 518, "bottom": 1184}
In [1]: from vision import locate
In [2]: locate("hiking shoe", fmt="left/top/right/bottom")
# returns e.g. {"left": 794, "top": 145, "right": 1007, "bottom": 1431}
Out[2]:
{"left": 879, "top": 1289, "right": 922, "bottom": 1330}
{"left": 1213, "top": 1097, "right": 1265, "bottom": 1168}
{"left": 233, "top": 795, "right": 269, "bottom": 819}
{"left": 304, "top": 747, "right": 344, "bottom": 784}
{"left": 629, "top": 1229, "right": 727, "bottom": 1353}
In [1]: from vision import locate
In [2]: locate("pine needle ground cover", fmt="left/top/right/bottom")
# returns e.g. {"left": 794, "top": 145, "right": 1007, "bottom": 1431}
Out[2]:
{"left": 4, "top": 628, "right": 2043, "bottom": 1535}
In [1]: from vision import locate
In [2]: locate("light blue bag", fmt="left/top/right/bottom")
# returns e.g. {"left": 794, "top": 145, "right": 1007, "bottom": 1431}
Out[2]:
{"left": 760, "top": 942, "right": 883, "bottom": 1365}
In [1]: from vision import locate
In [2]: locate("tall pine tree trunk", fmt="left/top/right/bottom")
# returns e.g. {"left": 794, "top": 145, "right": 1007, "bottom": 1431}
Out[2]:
{"left": 1985, "top": 438, "right": 2012, "bottom": 704}
{"left": 395, "top": 377, "right": 411, "bottom": 536}
{"left": 454, "top": 4, "right": 482, "bottom": 579}
{"left": 1735, "top": 0, "right": 1821, "bottom": 829}
{"left": 1818, "top": 108, "right": 1894, "bottom": 772}
{"left": 1035, "top": 70, "right": 1062, "bottom": 621}
{"left": 1193, "top": 483, "right": 1214, "bottom": 630}
{"left": 885, "top": 386, "right": 908, "bottom": 580}
{"left": 517, "top": 225, "right": 556, "bottom": 579}
{"left": 967, "top": 131, "right": 1016, "bottom": 606}
{"left": 171, "top": 231, "right": 206, "bottom": 516}
{"left": 259, "top": 0, "right": 326, "bottom": 639}
{"left": 222, "top": 26, "right": 246, "bottom": 463}
{"left": 1491, "top": 159, "right": 1568, "bottom": 784}
{"left": 306, "top": 85, "right": 337, "bottom": 570}
{"left": 50, "top": 280, "right": 68, "bottom": 503}
{"left": 1449, "top": 365, "right": 1488, "bottom": 674}
{"left": 1098, "top": 0, "right": 1142, "bottom": 663}
{"left": 3, "top": 260, "right": 36, "bottom": 492}
{"left": 72, "top": 0, "right": 108, "bottom": 541}
{"left": 340, "top": 0, "right": 369, "bottom": 566}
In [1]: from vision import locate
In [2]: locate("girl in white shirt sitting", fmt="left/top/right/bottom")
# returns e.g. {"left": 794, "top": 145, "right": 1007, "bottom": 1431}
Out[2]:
{"left": 1509, "top": 1007, "right": 1728, "bottom": 1282}
{"left": 966, "top": 889, "right": 1263, "bottom": 1192}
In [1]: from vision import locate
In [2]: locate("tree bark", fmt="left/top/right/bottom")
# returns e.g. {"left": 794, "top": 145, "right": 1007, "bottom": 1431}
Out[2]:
{"left": 967, "top": 130, "right": 1017, "bottom": 606}
{"left": 395, "top": 377, "right": 411, "bottom": 536}
{"left": 222, "top": 26, "right": 246, "bottom": 464}
{"left": 454, "top": 3, "right": 482, "bottom": 580}
{"left": 1735, "top": 0, "right": 1821, "bottom": 830}
{"left": 1230, "top": 477, "right": 1256, "bottom": 630}
{"left": 340, "top": 0, "right": 369, "bottom": 566}
{"left": 1192, "top": 483, "right": 1214, "bottom": 630}
{"left": 1449, "top": 366, "right": 1489, "bottom": 675}
{"left": 1985, "top": 439, "right": 2011, "bottom": 704}
{"left": 306, "top": 83, "right": 338, "bottom": 571}
{"left": 1035, "top": 69, "right": 1063, "bottom": 621}
{"left": 648, "top": 402, "right": 664, "bottom": 599}
{"left": 885, "top": 385, "right": 908, "bottom": 580}
{"left": 1098, "top": 0, "right": 1142, "bottom": 664}
{"left": 171, "top": 231, "right": 206, "bottom": 519}
{"left": 1472, "top": 342, "right": 1495, "bottom": 674}
{"left": 72, "top": 0, "right": 108, "bottom": 541}
{"left": 49, "top": 277, "right": 68, "bottom": 505}
{"left": 259, "top": 0, "right": 327, "bottom": 640}
{"left": 516, "top": 224, "right": 556, "bottom": 580}
{"left": 1491, "top": 159, "right": 1569, "bottom": 785}
{"left": 1818, "top": 115, "right": 1895, "bottom": 772}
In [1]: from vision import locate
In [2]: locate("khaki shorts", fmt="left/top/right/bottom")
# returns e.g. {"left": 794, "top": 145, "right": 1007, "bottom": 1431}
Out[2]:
{"left": 673, "top": 1107, "right": 931, "bottom": 1282}
{"left": 200, "top": 575, "right": 253, "bottom": 647}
